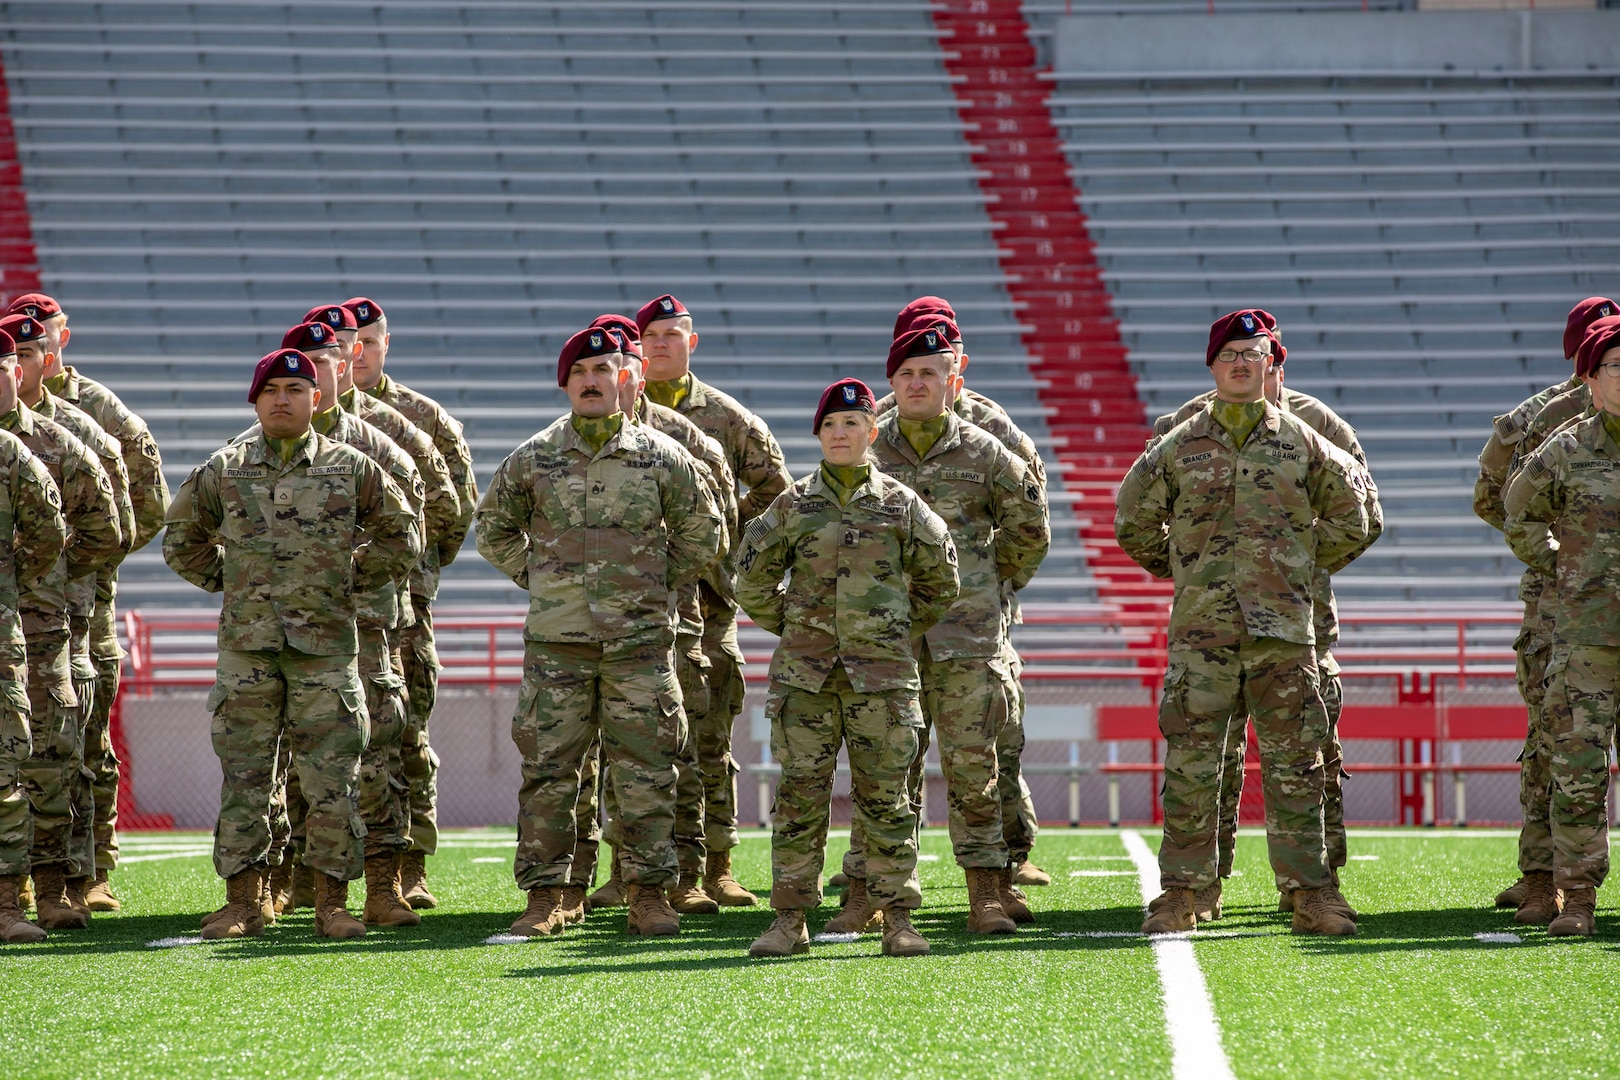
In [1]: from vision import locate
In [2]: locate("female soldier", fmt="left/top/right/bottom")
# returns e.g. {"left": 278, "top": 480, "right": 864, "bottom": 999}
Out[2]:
{"left": 734, "top": 378, "right": 958, "bottom": 958}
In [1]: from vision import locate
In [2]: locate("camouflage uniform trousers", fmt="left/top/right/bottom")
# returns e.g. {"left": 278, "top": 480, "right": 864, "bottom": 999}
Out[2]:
{"left": 1158, "top": 638, "right": 1331, "bottom": 892}
{"left": 209, "top": 647, "right": 367, "bottom": 881}
{"left": 1514, "top": 627, "right": 1555, "bottom": 875}
{"left": 68, "top": 615, "right": 98, "bottom": 875}
{"left": 767, "top": 664, "right": 924, "bottom": 911}
{"left": 580, "top": 635, "right": 709, "bottom": 882}
{"left": 695, "top": 623, "right": 745, "bottom": 852}
{"left": 21, "top": 629, "right": 86, "bottom": 873}
{"left": 0, "top": 649, "right": 31, "bottom": 877}
{"left": 998, "top": 644, "right": 1039, "bottom": 866}
{"left": 1214, "top": 659, "right": 1349, "bottom": 876}
{"left": 511, "top": 636, "right": 684, "bottom": 892}
{"left": 398, "top": 600, "right": 441, "bottom": 856}
{"left": 842, "top": 649, "right": 1011, "bottom": 875}
{"left": 1542, "top": 644, "right": 1620, "bottom": 890}
{"left": 86, "top": 597, "right": 123, "bottom": 871}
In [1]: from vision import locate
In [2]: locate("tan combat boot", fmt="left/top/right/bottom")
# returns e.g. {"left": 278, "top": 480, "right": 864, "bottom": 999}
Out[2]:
{"left": 64, "top": 876, "right": 92, "bottom": 919}
{"left": 1548, "top": 886, "right": 1597, "bottom": 937}
{"left": 200, "top": 868, "right": 266, "bottom": 940}
{"left": 557, "top": 884, "right": 587, "bottom": 925}
{"left": 965, "top": 867, "right": 1017, "bottom": 934}
{"left": 750, "top": 909, "right": 809, "bottom": 957}
{"left": 827, "top": 872, "right": 850, "bottom": 889}
{"left": 880, "top": 907, "right": 930, "bottom": 957}
{"left": 84, "top": 869, "right": 120, "bottom": 913}
{"left": 587, "top": 847, "right": 627, "bottom": 910}
{"left": 1013, "top": 860, "right": 1052, "bottom": 887}
{"left": 998, "top": 866, "right": 1035, "bottom": 924}
{"left": 1495, "top": 875, "right": 1530, "bottom": 909}
{"left": 17, "top": 874, "right": 32, "bottom": 912}
{"left": 399, "top": 850, "right": 438, "bottom": 910}
{"left": 510, "top": 886, "right": 567, "bottom": 937}
{"left": 626, "top": 883, "right": 681, "bottom": 937}
{"left": 313, "top": 873, "right": 367, "bottom": 939}
{"left": 1322, "top": 873, "right": 1358, "bottom": 922}
{"left": 1290, "top": 888, "right": 1357, "bottom": 936}
{"left": 32, "top": 866, "right": 87, "bottom": 930}
{"left": 0, "top": 875, "right": 46, "bottom": 943}
{"left": 1514, "top": 870, "right": 1563, "bottom": 926}
{"left": 266, "top": 860, "right": 294, "bottom": 916}
{"left": 259, "top": 877, "right": 277, "bottom": 926}
{"left": 668, "top": 870, "right": 720, "bottom": 915}
{"left": 823, "top": 876, "right": 884, "bottom": 935}
{"left": 289, "top": 862, "right": 317, "bottom": 911}
{"left": 1193, "top": 880, "right": 1223, "bottom": 922}
{"left": 703, "top": 849, "right": 758, "bottom": 907}
{"left": 1143, "top": 888, "right": 1196, "bottom": 934}
{"left": 362, "top": 853, "right": 421, "bottom": 928}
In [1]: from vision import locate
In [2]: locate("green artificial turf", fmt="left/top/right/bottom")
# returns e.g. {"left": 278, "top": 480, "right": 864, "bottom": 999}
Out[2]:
{"left": 3, "top": 826, "right": 1611, "bottom": 1079}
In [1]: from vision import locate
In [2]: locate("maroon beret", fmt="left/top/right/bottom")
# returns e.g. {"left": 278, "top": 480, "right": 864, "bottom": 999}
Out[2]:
{"left": 1207, "top": 308, "right": 1286, "bottom": 366}
{"left": 304, "top": 304, "right": 358, "bottom": 332}
{"left": 887, "top": 324, "right": 958, "bottom": 378}
{"left": 635, "top": 294, "right": 689, "bottom": 334}
{"left": 0, "top": 314, "right": 46, "bottom": 346}
{"left": 893, "top": 295, "right": 956, "bottom": 340}
{"left": 1574, "top": 315, "right": 1620, "bottom": 379}
{"left": 903, "top": 312, "right": 962, "bottom": 344}
{"left": 591, "top": 313, "right": 640, "bottom": 344}
{"left": 556, "top": 326, "right": 622, "bottom": 388}
{"left": 341, "top": 296, "right": 385, "bottom": 328}
{"left": 281, "top": 321, "right": 339, "bottom": 353}
{"left": 813, "top": 378, "right": 876, "bottom": 432}
{"left": 249, "top": 349, "right": 319, "bottom": 402}
{"left": 0, "top": 330, "right": 14, "bottom": 357}
{"left": 1564, "top": 297, "right": 1618, "bottom": 361}
{"left": 4, "top": 292, "right": 61, "bottom": 321}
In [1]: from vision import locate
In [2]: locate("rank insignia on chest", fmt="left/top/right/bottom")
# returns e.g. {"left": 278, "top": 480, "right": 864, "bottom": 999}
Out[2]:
{"left": 841, "top": 526, "right": 859, "bottom": 548}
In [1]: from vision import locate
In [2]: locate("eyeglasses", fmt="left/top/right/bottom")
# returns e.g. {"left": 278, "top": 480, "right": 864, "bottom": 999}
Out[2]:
{"left": 1213, "top": 347, "right": 1270, "bottom": 365}
{"left": 1600, "top": 361, "right": 1620, "bottom": 378}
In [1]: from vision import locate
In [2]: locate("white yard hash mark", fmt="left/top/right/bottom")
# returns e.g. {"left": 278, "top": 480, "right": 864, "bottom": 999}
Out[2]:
{"left": 1350, "top": 854, "right": 1380, "bottom": 861}
{"left": 1122, "top": 829, "right": 1238, "bottom": 1080}
{"left": 1068, "top": 854, "right": 1133, "bottom": 861}
{"left": 470, "top": 857, "right": 505, "bottom": 864}
{"left": 120, "top": 849, "right": 212, "bottom": 864}
{"left": 1474, "top": 932, "right": 1522, "bottom": 944}
{"left": 813, "top": 932, "right": 860, "bottom": 944}
{"left": 483, "top": 934, "right": 530, "bottom": 946}
{"left": 146, "top": 936, "right": 206, "bottom": 948}
{"left": 1054, "top": 930, "right": 1272, "bottom": 940}
{"left": 1070, "top": 869, "right": 1136, "bottom": 877}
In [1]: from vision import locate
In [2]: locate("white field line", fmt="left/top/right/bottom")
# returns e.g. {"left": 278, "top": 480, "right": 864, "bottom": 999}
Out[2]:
{"left": 119, "top": 848, "right": 213, "bottom": 864}
{"left": 1121, "top": 829, "right": 1238, "bottom": 1080}
{"left": 470, "top": 857, "right": 505, "bottom": 864}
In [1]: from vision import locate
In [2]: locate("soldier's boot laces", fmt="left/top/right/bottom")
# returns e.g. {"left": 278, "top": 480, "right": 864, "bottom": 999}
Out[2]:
{"left": 313, "top": 873, "right": 367, "bottom": 939}
{"left": 881, "top": 907, "right": 930, "bottom": 957}
{"left": 400, "top": 850, "right": 438, "bottom": 910}
{"left": 510, "top": 886, "right": 567, "bottom": 937}
{"left": 1143, "top": 888, "right": 1196, "bottom": 934}
{"left": 84, "top": 869, "right": 120, "bottom": 913}
{"left": 200, "top": 867, "right": 266, "bottom": 940}
{"left": 1320, "top": 879, "right": 1358, "bottom": 922}
{"left": 1495, "top": 875, "right": 1531, "bottom": 909}
{"left": 965, "top": 867, "right": 1017, "bottom": 934}
{"left": 0, "top": 875, "right": 46, "bottom": 943}
{"left": 668, "top": 870, "right": 720, "bottom": 915}
{"left": 32, "top": 866, "right": 87, "bottom": 930}
{"left": 1290, "top": 888, "right": 1358, "bottom": 936}
{"left": 557, "top": 884, "right": 588, "bottom": 925}
{"left": 749, "top": 909, "right": 809, "bottom": 957}
{"left": 703, "top": 849, "right": 758, "bottom": 907}
{"left": 266, "top": 860, "right": 294, "bottom": 916}
{"left": 1548, "top": 886, "right": 1597, "bottom": 937}
{"left": 64, "top": 876, "right": 91, "bottom": 919}
{"left": 823, "top": 876, "right": 884, "bottom": 935}
{"left": 626, "top": 883, "right": 680, "bottom": 937}
{"left": 999, "top": 866, "right": 1035, "bottom": 924}
{"left": 1193, "top": 880, "right": 1223, "bottom": 922}
{"left": 1514, "top": 870, "right": 1563, "bottom": 926}
{"left": 1013, "top": 860, "right": 1052, "bottom": 888}
{"left": 289, "top": 863, "right": 317, "bottom": 911}
{"left": 362, "top": 853, "right": 421, "bottom": 927}
{"left": 587, "top": 847, "right": 628, "bottom": 910}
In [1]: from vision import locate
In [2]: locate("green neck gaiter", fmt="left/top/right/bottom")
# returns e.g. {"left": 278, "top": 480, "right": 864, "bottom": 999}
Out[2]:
{"left": 339, "top": 386, "right": 359, "bottom": 413}
{"left": 311, "top": 406, "right": 342, "bottom": 436}
{"left": 267, "top": 432, "right": 311, "bottom": 467}
{"left": 820, "top": 461, "right": 870, "bottom": 506}
{"left": 363, "top": 374, "right": 389, "bottom": 400}
{"left": 1211, "top": 399, "right": 1267, "bottom": 449}
{"left": 43, "top": 372, "right": 67, "bottom": 397}
{"left": 644, "top": 373, "right": 691, "bottom": 411}
{"left": 1602, "top": 411, "right": 1620, "bottom": 448}
{"left": 571, "top": 412, "right": 624, "bottom": 454}
{"left": 899, "top": 413, "right": 950, "bottom": 459}
{"left": 0, "top": 408, "right": 20, "bottom": 433}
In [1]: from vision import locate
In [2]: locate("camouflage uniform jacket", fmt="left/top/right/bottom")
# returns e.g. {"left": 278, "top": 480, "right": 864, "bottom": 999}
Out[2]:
{"left": 1502, "top": 381, "right": 1594, "bottom": 638}
{"left": 362, "top": 374, "right": 475, "bottom": 576}
{"left": 52, "top": 365, "right": 168, "bottom": 551}
{"left": 474, "top": 414, "right": 721, "bottom": 646}
{"left": 634, "top": 396, "right": 737, "bottom": 639}
{"left": 1156, "top": 387, "right": 1366, "bottom": 466}
{"left": 1504, "top": 413, "right": 1620, "bottom": 646}
{"left": 237, "top": 412, "right": 427, "bottom": 632}
{"left": 872, "top": 410, "right": 1049, "bottom": 658}
{"left": 878, "top": 389, "right": 1048, "bottom": 490}
{"left": 3, "top": 407, "right": 122, "bottom": 635}
{"left": 163, "top": 431, "right": 421, "bottom": 656}
{"left": 1115, "top": 402, "right": 1369, "bottom": 649}
{"left": 347, "top": 389, "right": 461, "bottom": 602}
{"left": 1474, "top": 375, "right": 1579, "bottom": 531}
{"left": 735, "top": 467, "right": 960, "bottom": 693}
{"left": 670, "top": 374, "right": 790, "bottom": 527}
{"left": 0, "top": 428, "right": 67, "bottom": 648}
{"left": 32, "top": 390, "right": 135, "bottom": 617}
{"left": 1312, "top": 443, "right": 1383, "bottom": 660}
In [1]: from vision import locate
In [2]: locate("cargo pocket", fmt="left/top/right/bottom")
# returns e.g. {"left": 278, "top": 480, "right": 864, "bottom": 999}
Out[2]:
{"left": 1542, "top": 649, "right": 1573, "bottom": 738}
{"left": 1157, "top": 663, "right": 1189, "bottom": 738}
{"left": 0, "top": 679, "right": 31, "bottom": 723}
{"left": 887, "top": 693, "right": 925, "bottom": 730}
{"left": 655, "top": 687, "right": 686, "bottom": 758}
{"left": 337, "top": 684, "right": 370, "bottom": 751}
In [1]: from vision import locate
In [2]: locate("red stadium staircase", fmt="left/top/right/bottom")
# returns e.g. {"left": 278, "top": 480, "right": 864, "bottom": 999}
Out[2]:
{"left": 0, "top": 57, "right": 39, "bottom": 302}
{"left": 930, "top": 1, "right": 1171, "bottom": 611}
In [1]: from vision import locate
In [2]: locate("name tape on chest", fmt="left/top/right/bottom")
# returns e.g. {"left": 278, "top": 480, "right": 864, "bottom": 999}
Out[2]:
{"left": 1177, "top": 451, "right": 1214, "bottom": 467}
{"left": 1569, "top": 460, "right": 1615, "bottom": 471}
{"left": 224, "top": 468, "right": 266, "bottom": 479}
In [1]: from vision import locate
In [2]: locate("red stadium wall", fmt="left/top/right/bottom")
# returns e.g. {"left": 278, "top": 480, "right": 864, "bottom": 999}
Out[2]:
{"left": 0, "top": 57, "right": 40, "bottom": 303}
